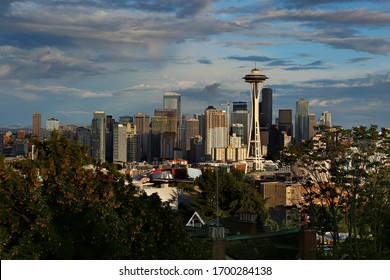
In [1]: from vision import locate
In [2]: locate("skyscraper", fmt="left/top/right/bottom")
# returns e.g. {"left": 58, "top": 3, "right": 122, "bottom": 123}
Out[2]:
{"left": 185, "top": 118, "right": 199, "bottom": 152}
{"left": 126, "top": 123, "right": 139, "bottom": 162}
{"left": 232, "top": 101, "right": 248, "bottom": 112}
{"left": 202, "top": 106, "right": 228, "bottom": 160}
{"left": 278, "top": 109, "right": 293, "bottom": 136}
{"left": 163, "top": 91, "right": 181, "bottom": 125}
{"left": 119, "top": 115, "right": 133, "bottom": 124}
{"left": 151, "top": 109, "right": 177, "bottom": 161}
{"left": 105, "top": 115, "right": 114, "bottom": 163}
{"left": 231, "top": 110, "right": 249, "bottom": 145}
{"left": 308, "top": 113, "right": 317, "bottom": 139}
{"left": 134, "top": 113, "right": 150, "bottom": 161}
{"left": 92, "top": 111, "right": 106, "bottom": 163}
{"left": 295, "top": 97, "right": 309, "bottom": 145}
{"left": 318, "top": 110, "right": 332, "bottom": 127}
{"left": 32, "top": 113, "right": 41, "bottom": 138}
{"left": 76, "top": 127, "right": 92, "bottom": 156}
{"left": 260, "top": 88, "right": 272, "bottom": 127}
{"left": 46, "top": 118, "right": 59, "bottom": 131}
{"left": 113, "top": 123, "right": 127, "bottom": 163}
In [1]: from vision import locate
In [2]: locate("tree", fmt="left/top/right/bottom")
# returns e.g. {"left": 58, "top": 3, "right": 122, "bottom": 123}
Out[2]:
{"left": 192, "top": 167, "right": 270, "bottom": 227}
{"left": 0, "top": 131, "right": 210, "bottom": 259}
{"left": 281, "top": 125, "right": 390, "bottom": 259}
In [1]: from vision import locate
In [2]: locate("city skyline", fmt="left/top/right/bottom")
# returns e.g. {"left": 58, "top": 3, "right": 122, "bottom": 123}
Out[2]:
{"left": 0, "top": 0, "right": 389, "bottom": 129}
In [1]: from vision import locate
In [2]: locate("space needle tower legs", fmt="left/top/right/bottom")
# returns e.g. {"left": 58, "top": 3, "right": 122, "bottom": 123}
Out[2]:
{"left": 243, "top": 68, "right": 268, "bottom": 173}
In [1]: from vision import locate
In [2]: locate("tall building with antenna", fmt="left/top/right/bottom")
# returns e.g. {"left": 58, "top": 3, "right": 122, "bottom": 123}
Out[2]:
{"left": 243, "top": 67, "right": 268, "bottom": 172}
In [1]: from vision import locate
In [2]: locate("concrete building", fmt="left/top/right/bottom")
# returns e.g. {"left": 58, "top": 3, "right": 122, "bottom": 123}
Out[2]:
{"left": 232, "top": 101, "right": 248, "bottom": 112}
{"left": 151, "top": 109, "right": 177, "bottom": 161}
{"left": 231, "top": 110, "right": 249, "bottom": 145}
{"left": 318, "top": 110, "right": 332, "bottom": 127}
{"left": 278, "top": 109, "right": 293, "bottom": 137}
{"left": 185, "top": 118, "right": 199, "bottom": 153}
{"left": 91, "top": 111, "right": 106, "bottom": 163}
{"left": 125, "top": 123, "right": 139, "bottom": 162}
{"left": 202, "top": 106, "right": 228, "bottom": 161}
{"left": 76, "top": 127, "right": 92, "bottom": 156}
{"left": 46, "top": 118, "right": 59, "bottom": 131}
{"left": 32, "top": 113, "right": 41, "bottom": 138}
{"left": 308, "top": 113, "right": 317, "bottom": 139}
{"left": 113, "top": 123, "right": 127, "bottom": 163}
{"left": 134, "top": 113, "right": 150, "bottom": 161}
{"left": 163, "top": 91, "right": 181, "bottom": 125}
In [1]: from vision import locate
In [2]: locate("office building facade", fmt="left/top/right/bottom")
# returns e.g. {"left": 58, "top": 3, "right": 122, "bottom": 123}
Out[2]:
{"left": 92, "top": 111, "right": 106, "bottom": 163}
{"left": 32, "top": 113, "right": 41, "bottom": 138}
{"left": 295, "top": 97, "right": 309, "bottom": 144}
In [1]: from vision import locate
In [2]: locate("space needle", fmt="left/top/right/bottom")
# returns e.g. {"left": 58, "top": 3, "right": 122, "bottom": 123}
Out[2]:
{"left": 243, "top": 67, "right": 268, "bottom": 172}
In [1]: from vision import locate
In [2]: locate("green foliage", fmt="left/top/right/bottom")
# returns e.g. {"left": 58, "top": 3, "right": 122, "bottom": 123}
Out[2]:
{"left": 281, "top": 125, "right": 390, "bottom": 259}
{"left": 0, "top": 132, "right": 210, "bottom": 259}
{"left": 192, "top": 167, "right": 270, "bottom": 225}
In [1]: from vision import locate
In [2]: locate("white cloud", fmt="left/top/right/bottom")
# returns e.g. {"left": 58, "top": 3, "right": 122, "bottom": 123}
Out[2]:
{"left": 19, "top": 84, "right": 112, "bottom": 98}
{"left": 309, "top": 98, "right": 350, "bottom": 107}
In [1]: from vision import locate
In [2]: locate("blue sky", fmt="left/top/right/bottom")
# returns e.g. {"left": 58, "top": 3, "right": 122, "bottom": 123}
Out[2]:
{"left": 0, "top": 0, "right": 389, "bottom": 129}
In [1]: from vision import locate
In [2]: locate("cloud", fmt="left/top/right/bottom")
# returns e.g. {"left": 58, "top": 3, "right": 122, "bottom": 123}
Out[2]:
{"left": 0, "top": 46, "right": 107, "bottom": 80}
{"left": 56, "top": 110, "right": 91, "bottom": 115}
{"left": 313, "top": 36, "right": 390, "bottom": 55}
{"left": 227, "top": 55, "right": 274, "bottom": 62}
{"left": 197, "top": 58, "right": 213, "bottom": 64}
{"left": 126, "top": 0, "right": 213, "bottom": 18}
{"left": 19, "top": 84, "right": 112, "bottom": 99}
{"left": 347, "top": 57, "right": 374, "bottom": 63}
{"left": 284, "top": 60, "right": 332, "bottom": 71}
{"left": 204, "top": 83, "right": 221, "bottom": 94}
{"left": 251, "top": 8, "right": 390, "bottom": 55}
{"left": 259, "top": 8, "right": 390, "bottom": 27}
{"left": 302, "top": 72, "right": 390, "bottom": 88}
{"left": 309, "top": 98, "right": 349, "bottom": 107}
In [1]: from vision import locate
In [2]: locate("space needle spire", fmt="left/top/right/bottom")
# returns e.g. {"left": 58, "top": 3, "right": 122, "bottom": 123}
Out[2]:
{"left": 243, "top": 67, "right": 268, "bottom": 172}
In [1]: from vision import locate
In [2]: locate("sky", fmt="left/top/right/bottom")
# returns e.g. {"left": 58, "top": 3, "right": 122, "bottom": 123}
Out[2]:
{"left": 0, "top": 0, "right": 389, "bottom": 129}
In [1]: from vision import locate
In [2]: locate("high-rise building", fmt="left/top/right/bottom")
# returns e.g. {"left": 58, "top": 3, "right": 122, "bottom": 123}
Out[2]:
{"left": 202, "top": 106, "right": 228, "bottom": 160}
{"left": 32, "top": 113, "right": 41, "bottom": 138}
{"left": 119, "top": 115, "right": 133, "bottom": 124}
{"left": 233, "top": 101, "right": 248, "bottom": 112}
{"left": 113, "top": 123, "right": 127, "bottom": 163}
{"left": 231, "top": 123, "right": 244, "bottom": 144}
{"left": 185, "top": 118, "right": 199, "bottom": 152}
{"left": 151, "top": 109, "right": 177, "bottom": 161}
{"left": 231, "top": 110, "right": 249, "bottom": 145}
{"left": 134, "top": 113, "right": 150, "bottom": 161}
{"left": 105, "top": 115, "right": 114, "bottom": 163}
{"left": 295, "top": 97, "right": 309, "bottom": 145}
{"left": 163, "top": 92, "right": 181, "bottom": 125}
{"left": 318, "top": 110, "right": 332, "bottom": 127}
{"left": 91, "top": 111, "right": 106, "bottom": 163}
{"left": 260, "top": 88, "right": 272, "bottom": 127}
{"left": 46, "top": 118, "right": 59, "bottom": 131}
{"left": 76, "top": 127, "right": 92, "bottom": 156}
{"left": 125, "top": 123, "right": 140, "bottom": 162}
{"left": 308, "top": 113, "right": 317, "bottom": 139}
{"left": 278, "top": 109, "right": 293, "bottom": 136}
{"left": 188, "top": 135, "right": 203, "bottom": 163}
